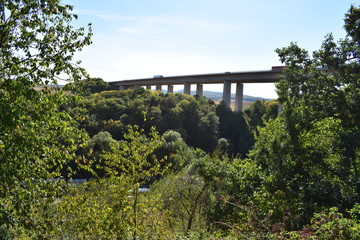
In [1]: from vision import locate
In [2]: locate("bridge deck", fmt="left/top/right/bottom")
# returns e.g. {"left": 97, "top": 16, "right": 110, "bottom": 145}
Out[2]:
{"left": 109, "top": 69, "right": 282, "bottom": 87}
{"left": 108, "top": 67, "right": 284, "bottom": 112}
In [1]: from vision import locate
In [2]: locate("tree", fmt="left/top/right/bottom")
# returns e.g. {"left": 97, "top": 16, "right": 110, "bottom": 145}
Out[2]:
{"left": 244, "top": 99, "right": 279, "bottom": 133}
{"left": 244, "top": 99, "right": 267, "bottom": 131}
{"left": 155, "top": 130, "right": 194, "bottom": 171}
{"left": 69, "top": 131, "right": 120, "bottom": 178}
{"left": 69, "top": 90, "right": 221, "bottom": 152}
{"left": 263, "top": 99, "right": 279, "bottom": 121}
{"left": 65, "top": 77, "right": 111, "bottom": 95}
{"left": 0, "top": 0, "right": 92, "bottom": 86}
{"left": 16, "top": 127, "right": 171, "bottom": 239}
{"left": 216, "top": 101, "right": 254, "bottom": 155}
{"left": 249, "top": 5, "right": 360, "bottom": 228}
{"left": 151, "top": 169, "right": 211, "bottom": 235}
{"left": 0, "top": 0, "right": 92, "bottom": 236}
{"left": 99, "top": 126, "right": 167, "bottom": 240}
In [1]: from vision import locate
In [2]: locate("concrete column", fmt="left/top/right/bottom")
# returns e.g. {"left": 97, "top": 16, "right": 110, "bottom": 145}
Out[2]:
{"left": 156, "top": 83, "right": 162, "bottom": 91}
{"left": 235, "top": 83, "right": 244, "bottom": 112}
{"left": 223, "top": 80, "right": 231, "bottom": 108}
{"left": 146, "top": 85, "right": 151, "bottom": 90}
{"left": 184, "top": 82, "right": 191, "bottom": 95}
{"left": 167, "top": 85, "right": 174, "bottom": 93}
{"left": 119, "top": 85, "right": 125, "bottom": 90}
{"left": 196, "top": 84, "right": 203, "bottom": 97}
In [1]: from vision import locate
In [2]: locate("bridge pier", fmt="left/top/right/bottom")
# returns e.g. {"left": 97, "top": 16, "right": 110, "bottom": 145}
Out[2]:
{"left": 118, "top": 82, "right": 244, "bottom": 112}
{"left": 184, "top": 82, "right": 191, "bottom": 95}
{"left": 156, "top": 83, "right": 162, "bottom": 91}
{"left": 223, "top": 80, "right": 231, "bottom": 108}
{"left": 196, "top": 84, "right": 203, "bottom": 97}
{"left": 235, "top": 83, "right": 243, "bottom": 112}
{"left": 167, "top": 85, "right": 174, "bottom": 93}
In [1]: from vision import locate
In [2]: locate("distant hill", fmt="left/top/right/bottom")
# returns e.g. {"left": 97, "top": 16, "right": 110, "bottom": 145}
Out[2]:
{"left": 174, "top": 90, "right": 272, "bottom": 102}
{"left": 43, "top": 85, "right": 272, "bottom": 103}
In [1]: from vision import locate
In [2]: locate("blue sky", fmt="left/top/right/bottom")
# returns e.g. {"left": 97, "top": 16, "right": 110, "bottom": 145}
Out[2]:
{"left": 63, "top": 0, "right": 357, "bottom": 98}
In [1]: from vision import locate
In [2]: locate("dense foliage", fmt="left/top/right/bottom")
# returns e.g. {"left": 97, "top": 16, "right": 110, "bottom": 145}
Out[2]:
{"left": 0, "top": 0, "right": 91, "bottom": 237}
{"left": 64, "top": 77, "right": 111, "bottom": 95}
{"left": 1, "top": 0, "right": 359, "bottom": 238}
{"left": 66, "top": 88, "right": 261, "bottom": 155}
{"left": 249, "top": 5, "right": 360, "bottom": 228}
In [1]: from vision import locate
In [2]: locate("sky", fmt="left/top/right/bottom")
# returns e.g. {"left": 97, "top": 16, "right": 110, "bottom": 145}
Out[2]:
{"left": 62, "top": 0, "right": 357, "bottom": 99}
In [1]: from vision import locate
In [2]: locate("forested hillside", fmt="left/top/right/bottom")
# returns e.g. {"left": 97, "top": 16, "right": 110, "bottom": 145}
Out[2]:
{"left": 65, "top": 85, "right": 278, "bottom": 155}
{"left": 1, "top": 1, "right": 360, "bottom": 239}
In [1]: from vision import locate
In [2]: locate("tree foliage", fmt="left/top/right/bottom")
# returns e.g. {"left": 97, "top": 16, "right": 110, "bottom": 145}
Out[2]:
{"left": 12, "top": 127, "right": 171, "bottom": 239}
{"left": 0, "top": 0, "right": 92, "bottom": 86}
{"left": 0, "top": 0, "right": 92, "bottom": 236}
{"left": 249, "top": 4, "right": 360, "bottom": 228}
{"left": 216, "top": 101, "right": 254, "bottom": 155}
{"left": 69, "top": 89, "right": 233, "bottom": 153}
{"left": 64, "top": 77, "right": 111, "bottom": 95}
{"left": 244, "top": 99, "right": 279, "bottom": 132}
{"left": 3, "top": 0, "right": 360, "bottom": 238}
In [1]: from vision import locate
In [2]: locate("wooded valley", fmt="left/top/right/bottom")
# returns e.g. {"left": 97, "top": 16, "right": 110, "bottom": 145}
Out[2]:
{"left": 1, "top": 1, "right": 360, "bottom": 239}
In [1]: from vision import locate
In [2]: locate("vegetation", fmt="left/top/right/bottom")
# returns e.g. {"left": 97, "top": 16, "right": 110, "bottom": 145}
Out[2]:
{"left": 249, "top": 5, "right": 360, "bottom": 228}
{"left": 66, "top": 88, "right": 258, "bottom": 155}
{"left": 1, "top": 0, "right": 359, "bottom": 239}
{"left": 0, "top": 0, "right": 92, "bottom": 238}
{"left": 64, "top": 77, "right": 111, "bottom": 96}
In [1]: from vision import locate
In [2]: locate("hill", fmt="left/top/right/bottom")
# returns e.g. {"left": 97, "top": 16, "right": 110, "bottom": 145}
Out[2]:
{"left": 175, "top": 90, "right": 273, "bottom": 102}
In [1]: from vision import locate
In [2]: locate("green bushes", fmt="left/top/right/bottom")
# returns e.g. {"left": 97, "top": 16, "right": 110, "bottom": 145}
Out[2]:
{"left": 2, "top": 0, "right": 360, "bottom": 238}
{"left": 67, "top": 89, "right": 257, "bottom": 155}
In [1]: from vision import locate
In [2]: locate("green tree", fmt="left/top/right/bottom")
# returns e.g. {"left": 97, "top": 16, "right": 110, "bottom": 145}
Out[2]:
{"left": 249, "top": 5, "right": 360, "bottom": 228}
{"left": 244, "top": 99, "right": 279, "bottom": 132}
{"left": 17, "top": 127, "right": 172, "bottom": 239}
{"left": 151, "top": 170, "right": 211, "bottom": 235}
{"left": 65, "top": 77, "right": 111, "bottom": 95}
{"left": 70, "top": 90, "right": 221, "bottom": 152}
{"left": 0, "top": 0, "right": 91, "bottom": 236}
{"left": 69, "top": 131, "right": 120, "bottom": 178}
{"left": 263, "top": 99, "right": 279, "bottom": 121}
{"left": 216, "top": 101, "right": 254, "bottom": 155}
{"left": 244, "top": 99, "right": 267, "bottom": 130}
{"left": 98, "top": 126, "right": 168, "bottom": 239}
{"left": 155, "top": 130, "right": 196, "bottom": 171}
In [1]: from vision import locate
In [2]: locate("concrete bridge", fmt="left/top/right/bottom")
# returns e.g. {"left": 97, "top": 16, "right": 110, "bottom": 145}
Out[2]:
{"left": 109, "top": 66, "right": 284, "bottom": 112}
